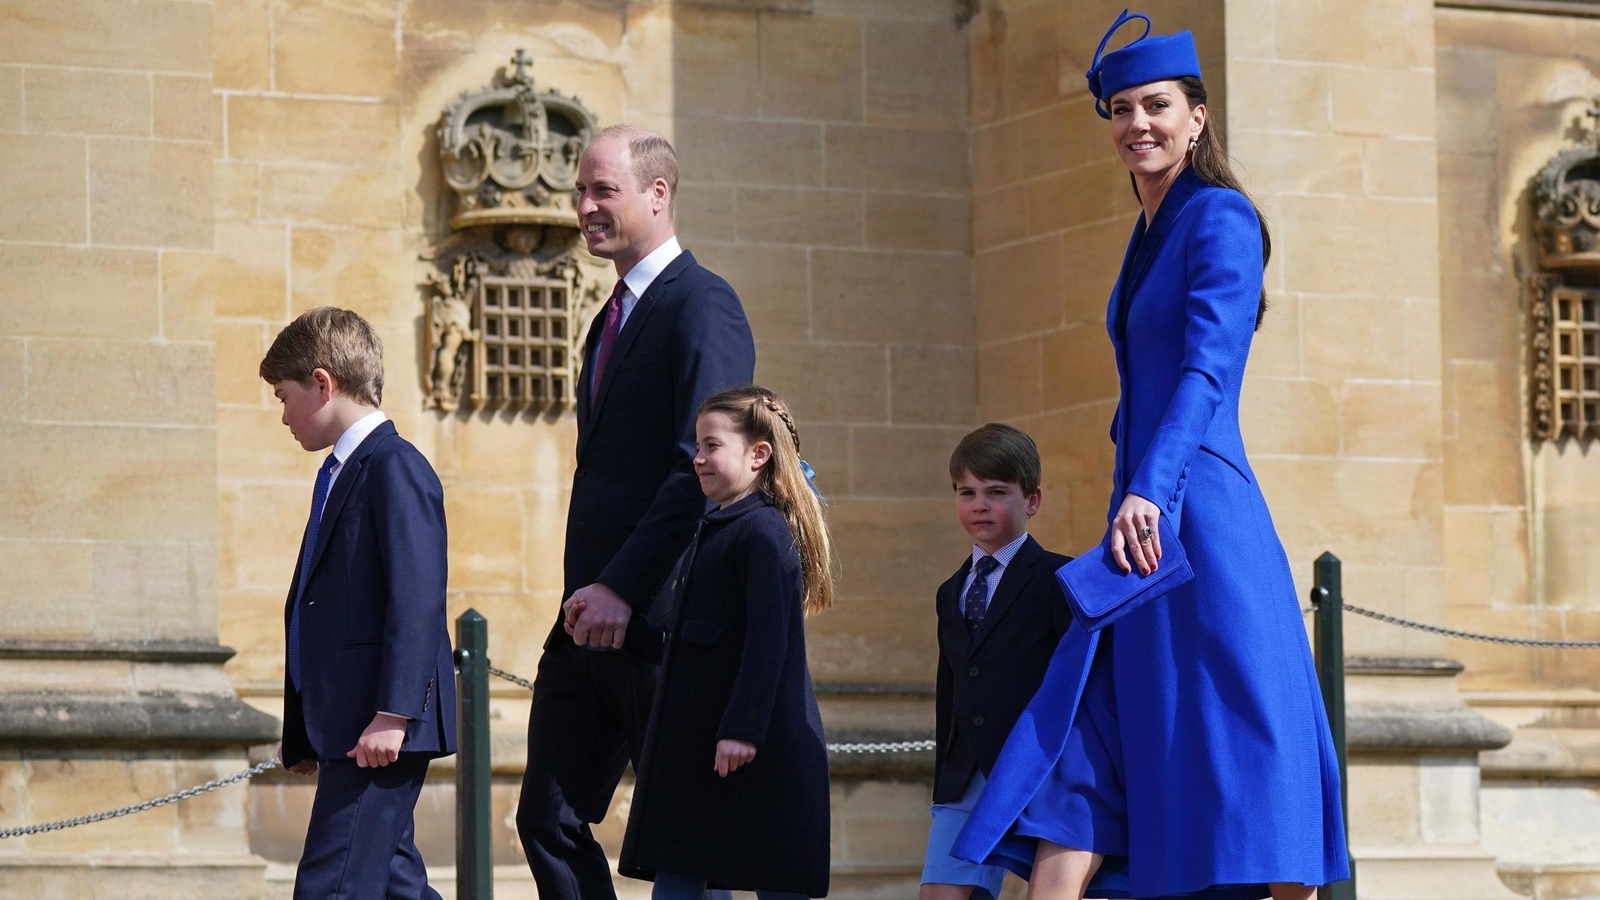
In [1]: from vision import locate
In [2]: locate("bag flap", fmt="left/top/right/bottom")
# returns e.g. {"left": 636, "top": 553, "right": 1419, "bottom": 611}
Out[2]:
{"left": 1055, "top": 515, "right": 1189, "bottom": 619}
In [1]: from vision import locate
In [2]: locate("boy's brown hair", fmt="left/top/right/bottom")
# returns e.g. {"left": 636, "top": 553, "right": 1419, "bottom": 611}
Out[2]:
{"left": 948, "top": 423, "right": 1041, "bottom": 495}
{"left": 259, "top": 307, "right": 385, "bottom": 407}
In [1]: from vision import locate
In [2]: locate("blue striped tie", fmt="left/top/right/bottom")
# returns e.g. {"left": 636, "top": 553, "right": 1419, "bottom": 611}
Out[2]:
{"left": 288, "top": 454, "right": 339, "bottom": 693}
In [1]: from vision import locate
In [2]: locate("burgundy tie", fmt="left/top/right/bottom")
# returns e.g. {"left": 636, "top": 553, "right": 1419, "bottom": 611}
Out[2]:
{"left": 590, "top": 280, "right": 626, "bottom": 404}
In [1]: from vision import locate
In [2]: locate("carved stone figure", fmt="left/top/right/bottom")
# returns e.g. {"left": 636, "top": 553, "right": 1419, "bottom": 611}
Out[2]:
{"left": 425, "top": 256, "right": 482, "bottom": 412}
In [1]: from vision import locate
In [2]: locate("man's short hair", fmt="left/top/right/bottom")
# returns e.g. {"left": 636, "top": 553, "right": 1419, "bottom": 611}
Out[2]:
{"left": 259, "top": 307, "right": 385, "bottom": 406}
{"left": 594, "top": 124, "right": 678, "bottom": 214}
{"left": 949, "top": 423, "right": 1042, "bottom": 495}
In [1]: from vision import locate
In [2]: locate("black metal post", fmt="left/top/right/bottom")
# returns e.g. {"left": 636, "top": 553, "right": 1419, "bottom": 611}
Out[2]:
{"left": 1313, "top": 553, "right": 1357, "bottom": 900}
{"left": 454, "top": 609, "right": 493, "bottom": 900}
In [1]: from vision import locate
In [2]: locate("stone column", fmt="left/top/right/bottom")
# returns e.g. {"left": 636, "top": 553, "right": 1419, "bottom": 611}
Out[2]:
{"left": 0, "top": 0, "right": 279, "bottom": 895}
{"left": 1225, "top": 0, "right": 1515, "bottom": 896}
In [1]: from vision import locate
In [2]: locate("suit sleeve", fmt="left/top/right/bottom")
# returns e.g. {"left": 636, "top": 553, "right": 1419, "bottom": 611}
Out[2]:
{"left": 369, "top": 449, "right": 449, "bottom": 719}
{"left": 1126, "top": 192, "right": 1261, "bottom": 514}
{"left": 597, "top": 278, "right": 757, "bottom": 607}
{"left": 717, "top": 521, "right": 798, "bottom": 748}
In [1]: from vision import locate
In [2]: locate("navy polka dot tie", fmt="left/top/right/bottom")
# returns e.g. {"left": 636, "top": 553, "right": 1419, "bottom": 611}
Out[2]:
{"left": 964, "top": 555, "right": 1000, "bottom": 636}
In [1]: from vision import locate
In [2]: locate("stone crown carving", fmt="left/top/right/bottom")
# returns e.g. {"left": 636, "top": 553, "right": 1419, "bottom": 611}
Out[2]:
{"left": 438, "top": 49, "right": 597, "bottom": 231}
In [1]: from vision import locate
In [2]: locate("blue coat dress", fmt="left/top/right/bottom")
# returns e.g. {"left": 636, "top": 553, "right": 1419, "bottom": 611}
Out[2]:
{"left": 952, "top": 168, "right": 1350, "bottom": 898}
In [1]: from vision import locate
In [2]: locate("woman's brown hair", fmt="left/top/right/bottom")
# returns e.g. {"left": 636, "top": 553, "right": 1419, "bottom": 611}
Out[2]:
{"left": 698, "top": 386, "right": 836, "bottom": 616}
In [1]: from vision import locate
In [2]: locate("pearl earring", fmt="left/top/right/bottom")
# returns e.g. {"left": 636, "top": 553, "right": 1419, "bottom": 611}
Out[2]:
{"left": 1188, "top": 138, "right": 1198, "bottom": 153}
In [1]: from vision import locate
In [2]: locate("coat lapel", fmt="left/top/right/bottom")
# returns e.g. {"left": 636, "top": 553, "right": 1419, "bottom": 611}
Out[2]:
{"left": 577, "top": 250, "right": 697, "bottom": 459}
{"left": 303, "top": 420, "right": 393, "bottom": 584}
{"left": 1117, "top": 167, "right": 1205, "bottom": 336}
{"left": 971, "top": 537, "right": 1042, "bottom": 652}
{"left": 940, "top": 559, "right": 974, "bottom": 654}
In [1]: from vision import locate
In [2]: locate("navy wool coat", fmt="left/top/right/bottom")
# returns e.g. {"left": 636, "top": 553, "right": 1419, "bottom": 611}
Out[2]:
{"left": 619, "top": 492, "right": 830, "bottom": 897}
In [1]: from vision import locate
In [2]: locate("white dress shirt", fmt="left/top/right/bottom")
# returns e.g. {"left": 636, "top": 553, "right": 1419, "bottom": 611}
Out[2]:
{"left": 616, "top": 235, "right": 683, "bottom": 329}
{"left": 959, "top": 532, "right": 1030, "bottom": 616}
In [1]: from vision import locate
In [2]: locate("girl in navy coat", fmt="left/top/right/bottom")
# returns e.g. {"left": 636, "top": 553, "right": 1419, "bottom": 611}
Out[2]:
{"left": 954, "top": 11, "right": 1349, "bottom": 900}
{"left": 618, "top": 385, "right": 833, "bottom": 899}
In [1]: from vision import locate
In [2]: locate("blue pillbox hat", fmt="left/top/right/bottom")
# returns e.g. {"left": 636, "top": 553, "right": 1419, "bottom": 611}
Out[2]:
{"left": 1086, "top": 9, "right": 1202, "bottom": 120}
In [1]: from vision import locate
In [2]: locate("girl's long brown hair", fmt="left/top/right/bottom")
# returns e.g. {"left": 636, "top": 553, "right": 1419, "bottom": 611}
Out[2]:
{"left": 699, "top": 386, "right": 836, "bottom": 616}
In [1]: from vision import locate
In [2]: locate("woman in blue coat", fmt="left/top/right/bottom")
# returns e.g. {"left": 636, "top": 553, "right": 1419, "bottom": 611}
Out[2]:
{"left": 952, "top": 11, "right": 1350, "bottom": 900}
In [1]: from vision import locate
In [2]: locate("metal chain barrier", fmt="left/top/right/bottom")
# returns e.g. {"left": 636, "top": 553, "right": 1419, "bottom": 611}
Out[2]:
{"left": 1341, "top": 602, "right": 1600, "bottom": 649}
{"left": 0, "top": 758, "right": 282, "bottom": 840}
{"left": 487, "top": 663, "right": 536, "bottom": 692}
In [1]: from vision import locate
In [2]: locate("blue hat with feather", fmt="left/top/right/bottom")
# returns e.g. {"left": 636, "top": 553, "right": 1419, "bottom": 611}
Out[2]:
{"left": 1085, "top": 9, "right": 1202, "bottom": 120}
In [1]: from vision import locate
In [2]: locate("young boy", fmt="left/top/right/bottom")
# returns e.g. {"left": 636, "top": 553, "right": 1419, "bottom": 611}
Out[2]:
{"left": 261, "top": 307, "right": 456, "bottom": 900}
{"left": 924, "top": 424, "right": 1073, "bottom": 900}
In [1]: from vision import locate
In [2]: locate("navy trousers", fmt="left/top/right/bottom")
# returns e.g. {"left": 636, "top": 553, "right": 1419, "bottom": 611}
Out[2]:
{"left": 295, "top": 755, "right": 440, "bottom": 900}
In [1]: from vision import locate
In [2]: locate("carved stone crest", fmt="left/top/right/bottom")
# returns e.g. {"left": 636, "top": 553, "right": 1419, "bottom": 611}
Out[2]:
{"left": 1528, "top": 100, "right": 1600, "bottom": 442}
{"left": 423, "top": 51, "right": 606, "bottom": 414}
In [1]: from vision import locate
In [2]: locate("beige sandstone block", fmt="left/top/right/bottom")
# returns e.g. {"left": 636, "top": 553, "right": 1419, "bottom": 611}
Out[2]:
{"left": 972, "top": 186, "right": 1029, "bottom": 250}
{"left": 1348, "top": 760, "right": 1421, "bottom": 846}
{"left": 735, "top": 188, "right": 864, "bottom": 246}
{"left": 219, "top": 482, "right": 239, "bottom": 592}
{"left": 1274, "top": 0, "right": 1428, "bottom": 68}
{"left": 0, "top": 338, "right": 19, "bottom": 421}
{"left": 1239, "top": 377, "right": 1339, "bottom": 457}
{"left": 1542, "top": 504, "right": 1600, "bottom": 610}
{"left": 1060, "top": 222, "right": 1130, "bottom": 325}
{"left": 161, "top": 257, "right": 215, "bottom": 344}
{"left": 218, "top": 407, "right": 318, "bottom": 482}
{"left": 1246, "top": 292, "right": 1300, "bottom": 379}
{"left": 1363, "top": 136, "right": 1437, "bottom": 200}
{"left": 678, "top": 242, "right": 809, "bottom": 342}
{"left": 213, "top": 162, "right": 261, "bottom": 222}
{"left": 1486, "top": 508, "right": 1530, "bottom": 608}
{"left": 1231, "top": 130, "right": 1364, "bottom": 197}
{"left": 1281, "top": 196, "right": 1438, "bottom": 299}
{"left": 445, "top": 488, "right": 525, "bottom": 592}
{"left": 674, "top": 184, "right": 736, "bottom": 243}
{"left": 825, "top": 497, "right": 966, "bottom": 598}
{"left": 0, "top": 541, "right": 95, "bottom": 639}
{"left": 807, "top": 592, "right": 936, "bottom": 682}
{"left": 975, "top": 236, "right": 1062, "bottom": 344}
{"left": 1250, "top": 456, "right": 1441, "bottom": 568}
{"left": 836, "top": 780, "right": 932, "bottom": 866}
{"left": 1223, "top": 0, "right": 1275, "bottom": 58}
{"left": 217, "top": 321, "right": 268, "bottom": 405}
{"left": 1434, "top": 49, "right": 1498, "bottom": 154}
{"left": 213, "top": 92, "right": 226, "bottom": 159}
{"left": 0, "top": 134, "right": 86, "bottom": 243}
{"left": 90, "top": 138, "right": 212, "bottom": 249}
{"left": 163, "top": 222, "right": 287, "bottom": 321}
{"left": 519, "top": 488, "right": 568, "bottom": 601}
{"left": 94, "top": 541, "right": 215, "bottom": 642}
{"left": 26, "top": 339, "right": 213, "bottom": 427}
{"left": 1339, "top": 380, "right": 1442, "bottom": 460}
{"left": 851, "top": 425, "right": 966, "bottom": 498}
{"left": 891, "top": 344, "right": 976, "bottom": 426}
{"left": 1025, "top": 98, "right": 1103, "bottom": 174}
{"left": 997, "top": 0, "right": 1062, "bottom": 118}
{"left": 971, "top": 119, "right": 1025, "bottom": 192}
{"left": 1445, "top": 605, "right": 1540, "bottom": 688}
{"left": 1224, "top": 60, "right": 1330, "bottom": 134}
{"left": 0, "top": 65, "right": 20, "bottom": 132}
{"left": 1024, "top": 399, "right": 1119, "bottom": 485}
{"left": 865, "top": 193, "right": 969, "bottom": 252}
{"left": 824, "top": 124, "right": 969, "bottom": 192}
{"left": 1436, "top": 152, "right": 1496, "bottom": 222}
{"left": 967, "top": 4, "right": 1000, "bottom": 127}
{"left": 0, "top": 245, "right": 158, "bottom": 338}
{"left": 1443, "top": 506, "right": 1494, "bottom": 607}
{"left": 812, "top": 248, "right": 972, "bottom": 344}
{"left": 1405, "top": 296, "right": 1442, "bottom": 382}
{"left": 624, "top": 6, "right": 755, "bottom": 118}
{"left": 260, "top": 166, "right": 401, "bottom": 229}
{"left": 1440, "top": 211, "right": 1497, "bottom": 279}
{"left": 175, "top": 757, "right": 256, "bottom": 855}
{"left": 435, "top": 415, "right": 542, "bottom": 486}
{"left": 815, "top": 0, "right": 955, "bottom": 18}
{"left": 235, "top": 483, "right": 313, "bottom": 590}
{"left": 220, "top": 587, "right": 289, "bottom": 686}
{"left": 1330, "top": 65, "right": 1437, "bottom": 139}
{"left": 0, "top": 0, "right": 210, "bottom": 71}
{"left": 1041, "top": 322, "right": 1120, "bottom": 411}
{"left": 214, "top": 0, "right": 271, "bottom": 90}
{"left": 761, "top": 13, "right": 864, "bottom": 121}
{"left": 1028, "top": 159, "right": 1120, "bottom": 235}
{"left": 1442, "top": 361, "right": 1522, "bottom": 506}
{"left": 154, "top": 75, "right": 212, "bottom": 141}
{"left": 756, "top": 342, "right": 888, "bottom": 424}
{"left": 24, "top": 758, "right": 180, "bottom": 854}
{"left": 978, "top": 336, "right": 1042, "bottom": 421}
{"left": 791, "top": 422, "right": 849, "bottom": 494}
{"left": 272, "top": 0, "right": 397, "bottom": 98}
{"left": 1435, "top": 6, "right": 1573, "bottom": 57}
{"left": 227, "top": 96, "right": 399, "bottom": 167}
{"left": 289, "top": 227, "right": 403, "bottom": 319}
{"left": 22, "top": 68, "right": 150, "bottom": 136}
{"left": 1440, "top": 270, "right": 1517, "bottom": 362}
{"left": 676, "top": 118, "right": 822, "bottom": 186}
{"left": 865, "top": 18, "right": 967, "bottom": 128}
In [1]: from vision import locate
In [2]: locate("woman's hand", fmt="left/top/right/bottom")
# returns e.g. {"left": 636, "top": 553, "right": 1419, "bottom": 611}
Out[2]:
{"left": 1110, "top": 493, "right": 1163, "bottom": 575}
{"left": 714, "top": 739, "right": 757, "bottom": 777}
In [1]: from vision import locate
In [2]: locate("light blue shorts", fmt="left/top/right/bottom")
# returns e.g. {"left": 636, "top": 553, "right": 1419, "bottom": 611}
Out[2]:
{"left": 922, "top": 771, "right": 1009, "bottom": 900}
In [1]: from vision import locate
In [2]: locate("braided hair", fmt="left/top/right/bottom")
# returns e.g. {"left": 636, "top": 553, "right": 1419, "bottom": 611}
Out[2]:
{"left": 698, "top": 385, "right": 836, "bottom": 616}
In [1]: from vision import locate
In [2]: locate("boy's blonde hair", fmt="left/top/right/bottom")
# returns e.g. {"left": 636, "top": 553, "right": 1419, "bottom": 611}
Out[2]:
{"left": 259, "top": 307, "right": 385, "bottom": 407}
{"left": 698, "top": 386, "right": 835, "bottom": 616}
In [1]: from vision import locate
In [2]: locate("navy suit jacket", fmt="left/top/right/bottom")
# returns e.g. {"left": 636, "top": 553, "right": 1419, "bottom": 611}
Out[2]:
{"left": 933, "top": 536, "right": 1072, "bottom": 803}
{"left": 558, "top": 248, "right": 756, "bottom": 655}
{"left": 281, "top": 420, "right": 458, "bottom": 766}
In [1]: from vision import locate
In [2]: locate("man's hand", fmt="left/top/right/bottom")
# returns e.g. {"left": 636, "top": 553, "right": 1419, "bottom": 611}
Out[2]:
{"left": 346, "top": 713, "right": 407, "bottom": 768}
{"left": 278, "top": 742, "right": 317, "bottom": 776}
{"left": 563, "top": 583, "right": 631, "bottom": 649}
{"left": 714, "top": 739, "right": 757, "bottom": 777}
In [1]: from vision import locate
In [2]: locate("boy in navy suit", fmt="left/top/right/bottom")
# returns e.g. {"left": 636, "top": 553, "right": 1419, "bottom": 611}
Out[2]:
{"left": 924, "top": 424, "right": 1073, "bottom": 900}
{"left": 261, "top": 307, "right": 457, "bottom": 900}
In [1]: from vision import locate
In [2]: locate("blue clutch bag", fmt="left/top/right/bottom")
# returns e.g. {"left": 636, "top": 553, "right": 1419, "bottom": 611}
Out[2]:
{"left": 1055, "top": 515, "right": 1194, "bottom": 632}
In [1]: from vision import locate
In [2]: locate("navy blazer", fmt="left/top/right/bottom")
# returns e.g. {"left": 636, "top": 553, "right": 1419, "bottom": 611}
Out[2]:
{"left": 560, "top": 249, "right": 756, "bottom": 650}
{"left": 933, "top": 536, "right": 1072, "bottom": 804}
{"left": 281, "top": 421, "right": 457, "bottom": 766}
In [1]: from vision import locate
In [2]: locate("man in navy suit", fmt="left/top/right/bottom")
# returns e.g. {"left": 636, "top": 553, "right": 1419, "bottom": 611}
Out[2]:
{"left": 262, "top": 307, "right": 457, "bottom": 900}
{"left": 514, "top": 125, "right": 756, "bottom": 899}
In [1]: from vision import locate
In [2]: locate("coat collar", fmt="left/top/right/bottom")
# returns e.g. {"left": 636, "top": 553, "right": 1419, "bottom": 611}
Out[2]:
{"left": 303, "top": 419, "right": 394, "bottom": 584}
{"left": 970, "top": 535, "right": 1042, "bottom": 652}
{"left": 578, "top": 250, "right": 697, "bottom": 458}
{"left": 705, "top": 489, "right": 773, "bottom": 524}
{"left": 1113, "top": 166, "right": 1207, "bottom": 339}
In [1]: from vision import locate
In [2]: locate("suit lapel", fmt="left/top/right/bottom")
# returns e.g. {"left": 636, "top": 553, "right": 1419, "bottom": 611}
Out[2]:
{"left": 972, "top": 537, "right": 1042, "bottom": 651}
{"left": 577, "top": 250, "right": 697, "bottom": 458}
{"left": 303, "top": 421, "right": 393, "bottom": 585}
{"left": 941, "top": 559, "right": 974, "bottom": 653}
{"left": 1118, "top": 167, "right": 1205, "bottom": 335}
